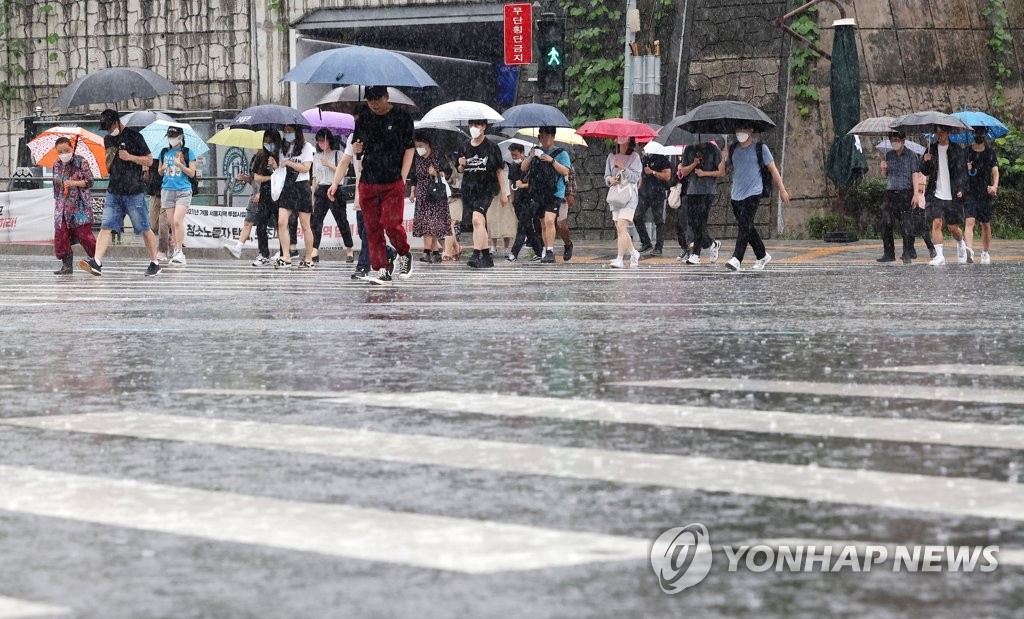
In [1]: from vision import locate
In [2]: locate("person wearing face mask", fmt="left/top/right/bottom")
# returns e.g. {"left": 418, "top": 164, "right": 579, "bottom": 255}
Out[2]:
{"left": 50, "top": 137, "right": 97, "bottom": 275}
{"left": 963, "top": 126, "right": 999, "bottom": 265}
{"left": 157, "top": 126, "right": 197, "bottom": 266}
{"left": 520, "top": 126, "right": 571, "bottom": 263}
{"left": 878, "top": 130, "right": 928, "bottom": 264}
{"left": 273, "top": 123, "right": 316, "bottom": 269}
{"left": 506, "top": 142, "right": 543, "bottom": 262}
{"left": 724, "top": 126, "right": 790, "bottom": 271}
{"left": 457, "top": 119, "right": 508, "bottom": 268}
{"left": 80, "top": 108, "right": 161, "bottom": 277}
{"left": 310, "top": 128, "right": 355, "bottom": 264}
{"left": 409, "top": 131, "right": 451, "bottom": 264}
{"left": 634, "top": 143, "right": 673, "bottom": 256}
{"left": 678, "top": 139, "right": 725, "bottom": 264}
{"left": 920, "top": 125, "right": 966, "bottom": 266}
{"left": 227, "top": 129, "right": 282, "bottom": 265}
{"left": 604, "top": 136, "right": 643, "bottom": 268}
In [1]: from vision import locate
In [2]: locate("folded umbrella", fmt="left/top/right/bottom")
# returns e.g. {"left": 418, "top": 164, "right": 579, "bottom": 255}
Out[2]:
{"left": 676, "top": 100, "right": 776, "bottom": 134}
{"left": 492, "top": 103, "right": 572, "bottom": 129}
{"left": 281, "top": 45, "right": 437, "bottom": 88}
{"left": 420, "top": 101, "right": 504, "bottom": 124}
{"left": 55, "top": 67, "right": 177, "bottom": 109}
{"left": 208, "top": 128, "right": 266, "bottom": 150}
{"left": 140, "top": 120, "right": 209, "bottom": 157}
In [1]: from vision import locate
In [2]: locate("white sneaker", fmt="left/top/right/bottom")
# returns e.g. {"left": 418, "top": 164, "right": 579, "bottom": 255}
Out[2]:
{"left": 489, "top": 247, "right": 497, "bottom": 256}
{"left": 956, "top": 243, "right": 967, "bottom": 264}
{"left": 980, "top": 251, "right": 991, "bottom": 265}
{"left": 169, "top": 251, "right": 186, "bottom": 265}
{"left": 609, "top": 257, "right": 625, "bottom": 269}
{"left": 726, "top": 257, "right": 741, "bottom": 271}
{"left": 251, "top": 255, "right": 271, "bottom": 267}
{"left": 270, "top": 252, "right": 281, "bottom": 262}
{"left": 629, "top": 249, "right": 640, "bottom": 267}
{"left": 223, "top": 243, "right": 242, "bottom": 259}
{"left": 156, "top": 251, "right": 167, "bottom": 262}
{"left": 752, "top": 253, "right": 772, "bottom": 271}
{"left": 686, "top": 254, "right": 700, "bottom": 265}
{"left": 928, "top": 253, "right": 946, "bottom": 266}
{"left": 708, "top": 240, "right": 721, "bottom": 263}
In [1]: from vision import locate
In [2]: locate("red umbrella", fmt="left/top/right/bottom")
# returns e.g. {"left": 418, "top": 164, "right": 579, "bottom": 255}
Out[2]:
{"left": 576, "top": 118, "right": 659, "bottom": 142}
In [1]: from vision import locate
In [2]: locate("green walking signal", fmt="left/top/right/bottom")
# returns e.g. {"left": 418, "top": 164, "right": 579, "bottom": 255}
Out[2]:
{"left": 536, "top": 14, "right": 565, "bottom": 94}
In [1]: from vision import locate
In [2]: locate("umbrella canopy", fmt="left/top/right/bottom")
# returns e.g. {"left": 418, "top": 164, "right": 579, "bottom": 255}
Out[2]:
{"left": 641, "top": 141, "right": 685, "bottom": 156}
{"left": 846, "top": 116, "right": 897, "bottom": 137}
{"left": 420, "top": 101, "right": 503, "bottom": 124}
{"left": 493, "top": 103, "right": 572, "bottom": 129}
{"left": 892, "top": 111, "right": 971, "bottom": 134}
{"left": 281, "top": 45, "right": 437, "bottom": 88}
{"left": 120, "top": 110, "right": 174, "bottom": 128}
{"left": 875, "top": 138, "right": 926, "bottom": 156}
{"left": 676, "top": 100, "right": 776, "bottom": 134}
{"left": 139, "top": 120, "right": 209, "bottom": 157}
{"left": 414, "top": 121, "right": 469, "bottom": 158}
{"left": 516, "top": 127, "right": 588, "bottom": 147}
{"left": 950, "top": 110, "right": 1010, "bottom": 143}
{"left": 208, "top": 128, "right": 265, "bottom": 150}
{"left": 55, "top": 68, "right": 177, "bottom": 109}
{"left": 824, "top": 21, "right": 868, "bottom": 189}
{"left": 230, "top": 105, "right": 309, "bottom": 128}
{"left": 577, "top": 118, "right": 659, "bottom": 140}
{"left": 28, "top": 126, "right": 108, "bottom": 177}
{"left": 316, "top": 85, "right": 419, "bottom": 114}
{"left": 497, "top": 138, "right": 536, "bottom": 164}
{"left": 301, "top": 109, "right": 355, "bottom": 134}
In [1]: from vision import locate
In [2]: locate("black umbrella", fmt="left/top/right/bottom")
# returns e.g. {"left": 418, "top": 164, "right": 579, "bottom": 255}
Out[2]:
{"left": 492, "top": 103, "right": 572, "bottom": 129}
{"left": 677, "top": 100, "right": 776, "bottom": 134}
{"left": 892, "top": 111, "right": 971, "bottom": 134}
{"left": 230, "top": 104, "right": 309, "bottom": 128}
{"left": 55, "top": 68, "right": 177, "bottom": 109}
{"left": 120, "top": 110, "right": 175, "bottom": 127}
{"left": 656, "top": 117, "right": 726, "bottom": 147}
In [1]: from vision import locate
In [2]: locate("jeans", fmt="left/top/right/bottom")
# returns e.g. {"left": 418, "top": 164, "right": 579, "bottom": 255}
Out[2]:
{"left": 355, "top": 210, "right": 396, "bottom": 271}
{"left": 101, "top": 192, "right": 149, "bottom": 234}
{"left": 731, "top": 195, "right": 766, "bottom": 263}
{"left": 686, "top": 194, "right": 716, "bottom": 256}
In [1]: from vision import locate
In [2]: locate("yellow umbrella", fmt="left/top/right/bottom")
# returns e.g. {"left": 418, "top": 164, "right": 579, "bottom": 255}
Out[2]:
{"left": 208, "top": 127, "right": 265, "bottom": 150}
{"left": 516, "top": 127, "right": 587, "bottom": 147}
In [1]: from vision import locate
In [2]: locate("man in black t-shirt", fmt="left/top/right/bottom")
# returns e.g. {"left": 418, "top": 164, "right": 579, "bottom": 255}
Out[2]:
{"left": 964, "top": 126, "right": 1000, "bottom": 264}
{"left": 635, "top": 150, "right": 673, "bottom": 255}
{"left": 456, "top": 119, "right": 507, "bottom": 269}
{"left": 329, "top": 86, "right": 415, "bottom": 285}
{"left": 79, "top": 108, "right": 161, "bottom": 277}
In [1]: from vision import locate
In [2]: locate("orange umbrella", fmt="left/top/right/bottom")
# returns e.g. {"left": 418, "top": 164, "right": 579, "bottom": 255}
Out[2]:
{"left": 28, "top": 126, "right": 108, "bottom": 177}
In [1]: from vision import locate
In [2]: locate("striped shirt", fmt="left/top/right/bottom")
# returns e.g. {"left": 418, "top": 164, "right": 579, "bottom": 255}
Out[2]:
{"left": 885, "top": 148, "right": 920, "bottom": 191}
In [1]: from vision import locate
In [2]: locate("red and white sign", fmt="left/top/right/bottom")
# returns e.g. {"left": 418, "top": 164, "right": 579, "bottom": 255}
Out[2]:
{"left": 503, "top": 3, "right": 533, "bottom": 65}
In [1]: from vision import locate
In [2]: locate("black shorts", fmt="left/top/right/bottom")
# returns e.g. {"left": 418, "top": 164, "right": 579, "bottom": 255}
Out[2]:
{"left": 533, "top": 193, "right": 560, "bottom": 215}
{"left": 462, "top": 192, "right": 493, "bottom": 216}
{"left": 925, "top": 197, "right": 963, "bottom": 227}
{"left": 964, "top": 195, "right": 993, "bottom": 223}
{"left": 278, "top": 180, "right": 313, "bottom": 214}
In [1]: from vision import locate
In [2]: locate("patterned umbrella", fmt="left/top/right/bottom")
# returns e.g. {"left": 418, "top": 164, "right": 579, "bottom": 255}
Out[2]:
{"left": 846, "top": 116, "right": 897, "bottom": 137}
{"left": 28, "top": 126, "right": 107, "bottom": 177}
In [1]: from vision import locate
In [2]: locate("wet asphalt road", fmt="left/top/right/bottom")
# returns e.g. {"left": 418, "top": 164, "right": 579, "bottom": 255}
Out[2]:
{"left": 0, "top": 247, "right": 1022, "bottom": 619}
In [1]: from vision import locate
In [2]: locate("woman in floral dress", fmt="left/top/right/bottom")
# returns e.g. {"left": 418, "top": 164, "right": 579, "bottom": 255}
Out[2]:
{"left": 410, "top": 131, "right": 451, "bottom": 263}
{"left": 51, "top": 137, "right": 96, "bottom": 275}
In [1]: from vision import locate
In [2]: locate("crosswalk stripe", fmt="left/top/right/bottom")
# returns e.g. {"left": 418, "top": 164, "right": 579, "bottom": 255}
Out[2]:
{"left": 0, "top": 595, "right": 69, "bottom": 619}
{"left": 0, "top": 464, "right": 646, "bottom": 574}
{"left": 7, "top": 412, "right": 1024, "bottom": 522}
{"left": 876, "top": 364, "right": 1024, "bottom": 378}
{"left": 612, "top": 377, "right": 1024, "bottom": 405}
{"left": 174, "top": 389, "right": 1024, "bottom": 450}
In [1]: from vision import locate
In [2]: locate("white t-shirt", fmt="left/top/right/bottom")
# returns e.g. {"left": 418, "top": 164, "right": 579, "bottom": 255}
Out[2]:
{"left": 344, "top": 134, "right": 361, "bottom": 178}
{"left": 312, "top": 149, "right": 340, "bottom": 186}
{"left": 935, "top": 144, "right": 952, "bottom": 200}
{"left": 284, "top": 141, "right": 315, "bottom": 182}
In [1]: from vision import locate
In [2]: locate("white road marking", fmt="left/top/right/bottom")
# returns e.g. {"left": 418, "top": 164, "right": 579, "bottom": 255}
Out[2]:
{"left": 0, "top": 595, "right": 69, "bottom": 618}
{"left": 0, "top": 464, "right": 646, "bottom": 574}
{"left": 7, "top": 413, "right": 1024, "bottom": 522}
{"left": 612, "top": 377, "right": 1024, "bottom": 405}
{"left": 876, "top": 364, "right": 1024, "bottom": 378}
{"left": 175, "top": 388, "right": 1024, "bottom": 450}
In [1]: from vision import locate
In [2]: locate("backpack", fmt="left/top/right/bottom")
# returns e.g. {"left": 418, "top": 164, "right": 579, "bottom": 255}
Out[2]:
{"left": 729, "top": 141, "right": 772, "bottom": 199}
{"left": 528, "top": 147, "right": 566, "bottom": 201}
{"left": 159, "top": 145, "right": 199, "bottom": 194}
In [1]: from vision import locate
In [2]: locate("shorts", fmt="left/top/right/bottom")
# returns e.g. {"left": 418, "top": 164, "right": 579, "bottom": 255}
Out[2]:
{"left": 536, "top": 193, "right": 560, "bottom": 215}
{"left": 611, "top": 207, "right": 635, "bottom": 222}
{"left": 925, "top": 197, "right": 963, "bottom": 227}
{"left": 964, "top": 196, "right": 993, "bottom": 223}
{"left": 462, "top": 192, "right": 493, "bottom": 216}
{"left": 278, "top": 180, "right": 313, "bottom": 214}
{"left": 161, "top": 189, "right": 192, "bottom": 208}
{"left": 557, "top": 202, "right": 568, "bottom": 222}
{"left": 101, "top": 192, "right": 149, "bottom": 234}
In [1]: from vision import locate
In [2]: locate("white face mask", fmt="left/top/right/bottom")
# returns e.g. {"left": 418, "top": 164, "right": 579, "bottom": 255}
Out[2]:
{"left": 469, "top": 127, "right": 483, "bottom": 139}
{"left": 108, "top": 127, "right": 120, "bottom": 137}
{"left": 168, "top": 136, "right": 182, "bottom": 147}
{"left": 58, "top": 152, "right": 73, "bottom": 164}
{"left": 511, "top": 157, "right": 523, "bottom": 164}
{"left": 415, "top": 147, "right": 426, "bottom": 157}
{"left": 735, "top": 132, "right": 750, "bottom": 144}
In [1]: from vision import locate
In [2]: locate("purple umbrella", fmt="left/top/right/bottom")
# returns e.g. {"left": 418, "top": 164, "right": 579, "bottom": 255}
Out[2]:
{"left": 301, "top": 109, "right": 355, "bottom": 134}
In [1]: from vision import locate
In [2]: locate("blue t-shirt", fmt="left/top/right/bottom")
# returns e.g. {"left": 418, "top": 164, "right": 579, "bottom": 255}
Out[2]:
{"left": 542, "top": 146, "right": 572, "bottom": 199}
{"left": 729, "top": 142, "right": 773, "bottom": 201}
{"left": 161, "top": 147, "right": 196, "bottom": 192}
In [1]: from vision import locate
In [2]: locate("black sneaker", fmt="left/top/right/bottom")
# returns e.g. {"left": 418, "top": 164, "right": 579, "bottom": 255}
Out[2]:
{"left": 479, "top": 253, "right": 495, "bottom": 268}
{"left": 145, "top": 262, "right": 161, "bottom": 277}
{"left": 351, "top": 268, "right": 369, "bottom": 280}
{"left": 563, "top": 242, "right": 574, "bottom": 261}
{"left": 396, "top": 253, "right": 413, "bottom": 279}
{"left": 529, "top": 255, "right": 542, "bottom": 262}
{"left": 638, "top": 243, "right": 653, "bottom": 254}
{"left": 876, "top": 256, "right": 895, "bottom": 263}
{"left": 908, "top": 248, "right": 918, "bottom": 259}
{"left": 901, "top": 255, "right": 912, "bottom": 265}
{"left": 419, "top": 253, "right": 432, "bottom": 263}
{"left": 431, "top": 252, "right": 443, "bottom": 263}
{"left": 928, "top": 247, "right": 937, "bottom": 259}
{"left": 540, "top": 252, "right": 555, "bottom": 264}
{"left": 290, "top": 249, "right": 299, "bottom": 259}
{"left": 367, "top": 267, "right": 393, "bottom": 285}
{"left": 346, "top": 254, "right": 354, "bottom": 263}
{"left": 312, "top": 254, "right": 320, "bottom": 264}
{"left": 650, "top": 247, "right": 663, "bottom": 257}
{"left": 79, "top": 257, "right": 102, "bottom": 276}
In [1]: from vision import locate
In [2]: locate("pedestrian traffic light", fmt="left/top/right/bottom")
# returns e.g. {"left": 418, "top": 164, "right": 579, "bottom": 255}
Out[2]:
{"left": 536, "top": 15, "right": 565, "bottom": 94}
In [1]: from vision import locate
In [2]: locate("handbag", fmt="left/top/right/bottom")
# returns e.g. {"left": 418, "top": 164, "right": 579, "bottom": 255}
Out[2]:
{"left": 668, "top": 183, "right": 682, "bottom": 209}
{"left": 426, "top": 175, "right": 447, "bottom": 202}
{"left": 606, "top": 175, "right": 635, "bottom": 209}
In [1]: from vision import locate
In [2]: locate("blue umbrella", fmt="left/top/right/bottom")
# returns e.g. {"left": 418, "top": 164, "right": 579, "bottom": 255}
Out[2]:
{"left": 950, "top": 110, "right": 1010, "bottom": 143}
{"left": 230, "top": 104, "right": 309, "bottom": 128}
{"left": 140, "top": 120, "right": 209, "bottom": 157}
{"left": 281, "top": 46, "right": 437, "bottom": 88}
{"left": 492, "top": 103, "right": 572, "bottom": 129}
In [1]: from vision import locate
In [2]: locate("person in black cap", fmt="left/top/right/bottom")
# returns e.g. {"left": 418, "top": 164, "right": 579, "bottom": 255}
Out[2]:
{"left": 80, "top": 108, "right": 162, "bottom": 277}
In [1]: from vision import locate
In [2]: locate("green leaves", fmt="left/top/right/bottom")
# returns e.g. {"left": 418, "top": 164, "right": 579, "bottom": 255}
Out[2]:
{"left": 787, "top": 1, "right": 821, "bottom": 119}
{"left": 557, "top": 0, "right": 626, "bottom": 124}
{"left": 984, "top": 0, "right": 1013, "bottom": 111}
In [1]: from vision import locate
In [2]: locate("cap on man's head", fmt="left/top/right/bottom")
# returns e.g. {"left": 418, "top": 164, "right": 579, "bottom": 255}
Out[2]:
{"left": 99, "top": 108, "right": 120, "bottom": 130}
{"left": 364, "top": 85, "right": 388, "bottom": 100}
{"left": 165, "top": 126, "right": 184, "bottom": 137}
{"left": 538, "top": 126, "right": 557, "bottom": 136}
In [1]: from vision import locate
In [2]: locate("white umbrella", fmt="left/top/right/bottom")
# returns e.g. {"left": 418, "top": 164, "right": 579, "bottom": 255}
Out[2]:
{"left": 642, "top": 141, "right": 685, "bottom": 156}
{"left": 420, "top": 100, "right": 503, "bottom": 124}
{"left": 875, "top": 138, "right": 926, "bottom": 156}
{"left": 497, "top": 138, "right": 536, "bottom": 164}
